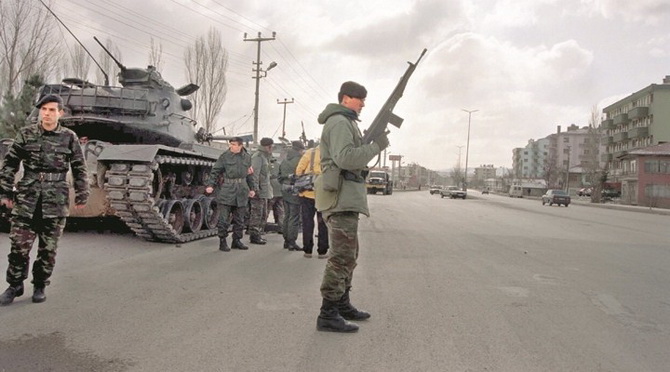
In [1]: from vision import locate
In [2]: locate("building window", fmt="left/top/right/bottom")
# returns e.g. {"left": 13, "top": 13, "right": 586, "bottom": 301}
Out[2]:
{"left": 645, "top": 160, "right": 659, "bottom": 173}
{"left": 645, "top": 184, "right": 670, "bottom": 198}
{"left": 660, "top": 160, "right": 670, "bottom": 174}
{"left": 563, "top": 137, "right": 569, "bottom": 143}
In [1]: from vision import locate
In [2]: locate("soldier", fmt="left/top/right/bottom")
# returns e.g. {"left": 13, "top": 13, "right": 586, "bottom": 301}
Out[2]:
{"left": 0, "top": 94, "right": 89, "bottom": 306}
{"left": 314, "top": 81, "right": 389, "bottom": 332}
{"left": 296, "top": 141, "right": 329, "bottom": 259}
{"left": 248, "top": 137, "right": 273, "bottom": 245}
{"left": 278, "top": 141, "right": 305, "bottom": 251}
{"left": 205, "top": 137, "right": 255, "bottom": 252}
{"left": 267, "top": 157, "right": 284, "bottom": 234}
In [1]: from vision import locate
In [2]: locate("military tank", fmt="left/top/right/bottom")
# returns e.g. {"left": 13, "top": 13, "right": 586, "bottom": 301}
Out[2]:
{"left": 20, "top": 41, "right": 254, "bottom": 243}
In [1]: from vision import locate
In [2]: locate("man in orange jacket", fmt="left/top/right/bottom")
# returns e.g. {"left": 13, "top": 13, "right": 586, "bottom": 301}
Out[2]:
{"left": 295, "top": 140, "right": 329, "bottom": 258}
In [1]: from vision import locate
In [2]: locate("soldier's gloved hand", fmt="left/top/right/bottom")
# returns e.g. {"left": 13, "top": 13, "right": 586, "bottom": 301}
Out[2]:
{"left": 374, "top": 133, "right": 390, "bottom": 151}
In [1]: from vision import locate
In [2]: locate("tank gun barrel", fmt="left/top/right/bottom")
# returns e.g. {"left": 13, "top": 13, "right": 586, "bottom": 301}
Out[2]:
{"left": 94, "top": 36, "right": 126, "bottom": 72}
{"left": 208, "top": 134, "right": 254, "bottom": 143}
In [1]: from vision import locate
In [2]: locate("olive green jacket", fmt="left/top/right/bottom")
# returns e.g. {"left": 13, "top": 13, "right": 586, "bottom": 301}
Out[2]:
{"left": 251, "top": 147, "right": 272, "bottom": 199}
{"left": 315, "top": 103, "right": 383, "bottom": 217}
{"left": 278, "top": 148, "right": 302, "bottom": 204}
{"left": 206, "top": 148, "right": 253, "bottom": 207}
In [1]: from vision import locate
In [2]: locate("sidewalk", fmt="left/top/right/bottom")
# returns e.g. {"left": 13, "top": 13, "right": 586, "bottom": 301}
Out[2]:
{"left": 569, "top": 196, "right": 670, "bottom": 216}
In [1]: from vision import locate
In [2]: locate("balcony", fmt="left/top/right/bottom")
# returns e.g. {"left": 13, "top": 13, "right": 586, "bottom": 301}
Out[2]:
{"left": 601, "top": 118, "right": 614, "bottom": 129}
{"left": 601, "top": 153, "right": 613, "bottom": 162}
{"left": 600, "top": 136, "right": 613, "bottom": 145}
{"left": 628, "top": 106, "right": 649, "bottom": 120}
{"left": 628, "top": 126, "right": 649, "bottom": 139}
{"left": 612, "top": 132, "right": 628, "bottom": 142}
{"left": 613, "top": 113, "right": 629, "bottom": 126}
{"left": 613, "top": 150, "right": 628, "bottom": 159}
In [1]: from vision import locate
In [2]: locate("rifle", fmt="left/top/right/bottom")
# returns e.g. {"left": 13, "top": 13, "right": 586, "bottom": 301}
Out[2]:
{"left": 362, "top": 48, "right": 427, "bottom": 144}
{"left": 300, "top": 121, "right": 307, "bottom": 145}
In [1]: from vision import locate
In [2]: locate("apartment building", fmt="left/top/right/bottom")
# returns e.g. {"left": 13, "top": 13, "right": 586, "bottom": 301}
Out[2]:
{"left": 602, "top": 76, "right": 670, "bottom": 179}
{"left": 512, "top": 138, "right": 550, "bottom": 179}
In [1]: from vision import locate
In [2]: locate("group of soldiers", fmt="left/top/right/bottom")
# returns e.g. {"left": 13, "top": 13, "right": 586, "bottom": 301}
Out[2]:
{"left": 205, "top": 136, "right": 328, "bottom": 257}
{"left": 0, "top": 81, "right": 389, "bottom": 335}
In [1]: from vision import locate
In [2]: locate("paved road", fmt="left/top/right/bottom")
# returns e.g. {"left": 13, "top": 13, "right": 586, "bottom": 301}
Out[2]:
{"left": 0, "top": 191, "right": 668, "bottom": 371}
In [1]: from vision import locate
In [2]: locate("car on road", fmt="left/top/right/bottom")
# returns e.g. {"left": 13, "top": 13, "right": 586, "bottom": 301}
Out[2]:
{"left": 440, "top": 186, "right": 467, "bottom": 199}
{"left": 577, "top": 187, "right": 592, "bottom": 197}
{"left": 541, "top": 189, "right": 571, "bottom": 207}
{"left": 429, "top": 185, "right": 442, "bottom": 195}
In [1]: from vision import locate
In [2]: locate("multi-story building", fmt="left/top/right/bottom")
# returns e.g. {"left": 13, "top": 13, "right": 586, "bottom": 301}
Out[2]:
{"left": 602, "top": 76, "right": 670, "bottom": 180}
{"left": 512, "top": 138, "right": 550, "bottom": 179}
{"left": 473, "top": 164, "right": 496, "bottom": 186}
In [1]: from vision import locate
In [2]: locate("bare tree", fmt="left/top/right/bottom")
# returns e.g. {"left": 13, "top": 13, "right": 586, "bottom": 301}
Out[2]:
{"left": 148, "top": 37, "right": 164, "bottom": 71}
{"left": 0, "top": 0, "right": 59, "bottom": 97}
{"left": 585, "top": 104, "right": 604, "bottom": 202}
{"left": 96, "top": 38, "right": 122, "bottom": 85}
{"left": 63, "top": 44, "right": 91, "bottom": 81}
{"left": 184, "top": 27, "right": 229, "bottom": 133}
{"left": 449, "top": 161, "right": 464, "bottom": 187}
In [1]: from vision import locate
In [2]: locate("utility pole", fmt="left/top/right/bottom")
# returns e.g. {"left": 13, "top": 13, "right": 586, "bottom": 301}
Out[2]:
{"left": 244, "top": 32, "right": 276, "bottom": 144}
{"left": 277, "top": 98, "right": 294, "bottom": 138}
{"left": 565, "top": 145, "right": 571, "bottom": 192}
{"left": 462, "top": 109, "right": 478, "bottom": 191}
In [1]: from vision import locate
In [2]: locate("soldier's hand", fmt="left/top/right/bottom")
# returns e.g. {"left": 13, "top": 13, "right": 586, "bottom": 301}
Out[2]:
{"left": 249, "top": 190, "right": 256, "bottom": 198}
{"left": 205, "top": 186, "right": 214, "bottom": 194}
{"left": 374, "top": 133, "right": 390, "bottom": 151}
{"left": 248, "top": 166, "right": 254, "bottom": 175}
{"left": 74, "top": 203, "right": 86, "bottom": 210}
{"left": 0, "top": 198, "right": 13, "bottom": 209}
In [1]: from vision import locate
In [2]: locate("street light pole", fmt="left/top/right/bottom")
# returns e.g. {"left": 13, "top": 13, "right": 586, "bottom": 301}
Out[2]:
{"left": 244, "top": 32, "right": 276, "bottom": 144}
{"left": 462, "top": 109, "right": 478, "bottom": 191}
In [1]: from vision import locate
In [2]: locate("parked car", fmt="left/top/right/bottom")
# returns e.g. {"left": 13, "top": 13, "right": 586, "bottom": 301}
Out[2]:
{"left": 577, "top": 187, "right": 592, "bottom": 197}
{"left": 440, "top": 186, "right": 467, "bottom": 199}
{"left": 541, "top": 189, "right": 571, "bottom": 207}
{"left": 601, "top": 189, "right": 621, "bottom": 199}
{"left": 481, "top": 187, "right": 490, "bottom": 194}
{"left": 429, "top": 185, "right": 442, "bottom": 195}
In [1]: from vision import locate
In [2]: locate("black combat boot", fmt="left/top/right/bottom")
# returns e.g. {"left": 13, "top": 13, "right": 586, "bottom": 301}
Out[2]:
{"left": 32, "top": 285, "right": 46, "bottom": 303}
{"left": 231, "top": 239, "right": 249, "bottom": 250}
{"left": 286, "top": 241, "right": 302, "bottom": 252}
{"left": 250, "top": 235, "right": 266, "bottom": 245}
{"left": 337, "top": 287, "right": 371, "bottom": 321}
{"left": 0, "top": 283, "right": 24, "bottom": 306}
{"left": 219, "top": 238, "right": 230, "bottom": 252}
{"left": 317, "top": 298, "right": 359, "bottom": 333}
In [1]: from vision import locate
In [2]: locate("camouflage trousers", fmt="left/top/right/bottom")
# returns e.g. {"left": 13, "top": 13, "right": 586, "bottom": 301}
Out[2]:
{"left": 6, "top": 213, "right": 66, "bottom": 286}
{"left": 248, "top": 197, "right": 268, "bottom": 237}
{"left": 217, "top": 204, "right": 247, "bottom": 241}
{"left": 320, "top": 212, "right": 359, "bottom": 301}
{"left": 267, "top": 196, "right": 285, "bottom": 231}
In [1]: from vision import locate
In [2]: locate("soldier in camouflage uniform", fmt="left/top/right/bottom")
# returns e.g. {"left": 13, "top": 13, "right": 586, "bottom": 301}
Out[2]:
{"left": 267, "top": 156, "right": 284, "bottom": 234}
{"left": 0, "top": 94, "right": 89, "bottom": 306}
{"left": 205, "top": 137, "right": 255, "bottom": 252}
{"left": 314, "top": 82, "right": 389, "bottom": 332}
{"left": 248, "top": 137, "right": 273, "bottom": 245}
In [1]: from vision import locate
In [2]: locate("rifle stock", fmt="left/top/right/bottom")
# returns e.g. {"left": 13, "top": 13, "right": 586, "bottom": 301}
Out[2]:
{"left": 362, "top": 48, "right": 427, "bottom": 144}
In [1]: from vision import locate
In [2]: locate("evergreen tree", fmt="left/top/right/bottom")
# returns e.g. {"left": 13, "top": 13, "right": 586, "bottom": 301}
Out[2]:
{"left": 0, "top": 74, "right": 44, "bottom": 138}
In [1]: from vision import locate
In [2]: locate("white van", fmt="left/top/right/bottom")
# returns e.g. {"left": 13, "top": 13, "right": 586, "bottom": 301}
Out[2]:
{"left": 508, "top": 185, "right": 523, "bottom": 198}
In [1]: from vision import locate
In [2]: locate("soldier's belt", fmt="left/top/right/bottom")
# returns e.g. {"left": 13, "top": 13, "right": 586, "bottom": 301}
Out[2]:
{"left": 24, "top": 171, "right": 67, "bottom": 182}
{"left": 224, "top": 178, "right": 245, "bottom": 184}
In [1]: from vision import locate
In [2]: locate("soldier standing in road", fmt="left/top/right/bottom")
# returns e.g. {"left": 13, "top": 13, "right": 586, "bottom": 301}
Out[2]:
{"left": 296, "top": 141, "right": 329, "bottom": 259}
{"left": 314, "top": 81, "right": 389, "bottom": 332}
{"left": 0, "top": 94, "right": 89, "bottom": 306}
{"left": 278, "top": 140, "right": 305, "bottom": 251}
{"left": 205, "top": 137, "right": 255, "bottom": 252}
{"left": 267, "top": 157, "right": 284, "bottom": 234}
{"left": 248, "top": 137, "right": 273, "bottom": 245}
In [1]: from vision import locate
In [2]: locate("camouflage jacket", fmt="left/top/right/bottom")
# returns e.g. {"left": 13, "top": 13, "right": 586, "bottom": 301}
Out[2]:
{"left": 0, "top": 123, "right": 89, "bottom": 218}
{"left": 251, "top": 147, "right": 272, "bottom": 199}
{"left": 278, "top": 148, "right": 302, "bottom": 204}
{"left": 206, "top": 148, "right": 254, "bottom": 207}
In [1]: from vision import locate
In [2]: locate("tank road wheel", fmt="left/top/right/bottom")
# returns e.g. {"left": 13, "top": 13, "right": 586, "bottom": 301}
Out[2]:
{"left": 183, "top": 198, "right": 204, "bottom": 233}
{"left": 161, "top": 200, "right": 185, "bottom": 234}
{"left": 181, "top": 165, "right": 196, "bottom": 186}
{"left": 202, "top": 197, "right": 219, "bottom": 230}
{"left": 151, "top": 168, "right": 164, "bottom": 198}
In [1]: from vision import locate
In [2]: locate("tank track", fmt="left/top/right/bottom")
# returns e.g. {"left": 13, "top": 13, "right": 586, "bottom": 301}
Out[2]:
{"left": 104, "top": 155, "right": 217, "bottom": 243}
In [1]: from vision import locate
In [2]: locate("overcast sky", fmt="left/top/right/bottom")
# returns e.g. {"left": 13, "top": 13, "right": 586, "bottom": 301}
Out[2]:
{"left": 51, "top": 0, "right": 670, "bottom": 170}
